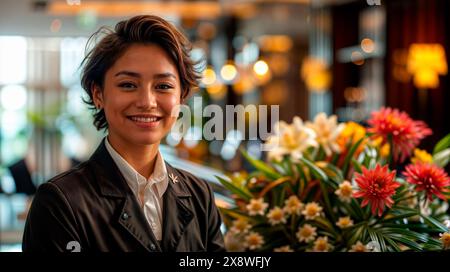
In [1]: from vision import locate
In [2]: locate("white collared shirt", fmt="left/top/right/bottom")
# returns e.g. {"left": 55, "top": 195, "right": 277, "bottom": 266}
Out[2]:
{"left": 105, "top": 137, "right": 168, "bottom": 241}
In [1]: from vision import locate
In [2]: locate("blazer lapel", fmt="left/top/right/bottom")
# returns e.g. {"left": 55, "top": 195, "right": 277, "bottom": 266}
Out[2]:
{"left": 89, "top": 139, "right": 161, "bottom": 252}
{"left": 161, "top": 164, "right": 194, "bottom": 251}
{"left": 117, "top": 197, "right": 162, "bottom": 252}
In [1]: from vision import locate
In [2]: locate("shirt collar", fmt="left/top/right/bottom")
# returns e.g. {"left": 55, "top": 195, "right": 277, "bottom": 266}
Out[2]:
{"left": 104, "top": 137, "right": 168, "bottom": 198}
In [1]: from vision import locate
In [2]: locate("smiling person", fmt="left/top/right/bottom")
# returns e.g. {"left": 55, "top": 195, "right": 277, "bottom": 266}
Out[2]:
{"left": 22, "top": 15, "right": 225, "bottom": 252}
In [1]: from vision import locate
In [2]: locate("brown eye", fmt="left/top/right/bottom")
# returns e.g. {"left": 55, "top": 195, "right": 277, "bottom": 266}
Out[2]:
{"left": 118, "top": 82, "right": 137, "bottom": 90}
{"left": 156, "top": 84, "right": 174, "bottom": 90}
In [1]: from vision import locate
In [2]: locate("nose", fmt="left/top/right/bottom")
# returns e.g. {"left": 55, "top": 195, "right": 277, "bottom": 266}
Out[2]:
{"left": 135, "top": 86, "right": 157, "bottom": 110}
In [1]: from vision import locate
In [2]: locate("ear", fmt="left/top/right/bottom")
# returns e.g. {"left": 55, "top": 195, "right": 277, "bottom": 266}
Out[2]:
{"left": 92, "top": 84, "right": 103, "bottom": 109}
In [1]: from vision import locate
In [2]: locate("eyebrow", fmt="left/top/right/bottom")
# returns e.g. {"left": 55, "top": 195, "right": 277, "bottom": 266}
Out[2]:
{"left": 114, "top": 70, "right": 177, "bottom": 80}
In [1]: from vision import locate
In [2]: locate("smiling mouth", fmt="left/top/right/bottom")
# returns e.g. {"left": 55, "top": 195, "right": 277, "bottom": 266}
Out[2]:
{"left": 127, "top": 116, "right": 163, "bottom": 123}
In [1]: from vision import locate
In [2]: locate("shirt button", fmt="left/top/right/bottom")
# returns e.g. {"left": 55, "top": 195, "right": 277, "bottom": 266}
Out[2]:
{"left": 122, "top": 212, "right": 130, "bottom": 220}
{"left": 150, "top": 244, "right": 156, "bottom": 251}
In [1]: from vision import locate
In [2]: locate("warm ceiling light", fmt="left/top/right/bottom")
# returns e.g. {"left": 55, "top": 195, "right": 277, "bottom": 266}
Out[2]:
{"left": 201, "top": 67, "right": 217, "bottom": 86}
{"left": 361, "top": 38, "right": 375, "bottom": 53}
{"left": 301, "top": 57, "right": 332, "bottom": 92}
{"left": 48, "top": 1, "right": 221, "bottom": 19}
{"left": 407, "top": 43, "right": 448, "bottom": 89}
{"left": 351, "top": 51, "right": 364, "bottom": 65}
{"left": 253, "top": 60, "right": 269, "bottom": 76}
{"left": 258, "top": 35, "right": 293, "bottom": 53}
{"left": 220, "top": 63, "right": 238, "bottom": 82}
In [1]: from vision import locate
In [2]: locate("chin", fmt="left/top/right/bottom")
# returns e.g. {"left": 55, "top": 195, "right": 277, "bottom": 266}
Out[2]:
{"left": 132, "top": 133, "right": 164, "bottom": 146}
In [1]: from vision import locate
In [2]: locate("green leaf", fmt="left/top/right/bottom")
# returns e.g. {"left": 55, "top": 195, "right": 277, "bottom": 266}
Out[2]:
{"left": 219, "top": 208, "right": 251, "bottom": 220}
{"left": 383, "top": 235, "right": 402, "bottom": 252}
{"left": 380, "top": 212, "right": 418, "bottom": 223}
{"left": 433, "top": 132, "right": 450, "bottom": 154}
{"left": 215, "top": 175, "right": 253, "bottom": 201}
{"left": 351, "top": 158, "right": 363, "bottom": 174}
{"left": 375, "top": 231, "right": 387, "bottom": 252}
{"left": 367, "top": 229, "right": 385, "bottom": 251}
{"left": 240, "top": 149, "right": 282, "bottom": 180}
{"left": 388, "top": 234, "right": 422, "bottom": 251}
{"left": 381, "top": 228, "right": 429, "bottom": 243}
{"left": 313, "top": 217, "right": 337, "bottom": 235}
{"left": 347, "top": 225, "right": 365, "bottom": 246}
{"left": 299, "top": 157, "right": 328, "bottom": 181}
{"left": 317, "top": 162, "right": 343, "bottom": 186}
{"left": 340, "top": 202, "right": 359, "bottom": 221}
{"left": 432, "top": 148, "right": 450, "bottom": 168}
{"left": 421, "top": 214, "right": 449, "bottom": 233}
{"left": 342, "top": 137, "right": 365, "bottom": 178}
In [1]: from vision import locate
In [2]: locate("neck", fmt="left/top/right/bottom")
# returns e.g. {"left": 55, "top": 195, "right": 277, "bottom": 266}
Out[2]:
{"left": 107, "top": 135, "right": 160, "bottom": 179}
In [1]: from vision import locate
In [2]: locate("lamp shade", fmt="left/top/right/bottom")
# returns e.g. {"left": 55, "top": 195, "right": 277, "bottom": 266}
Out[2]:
{"left": 407, "top": 43, "right": 448, "bottom": 89}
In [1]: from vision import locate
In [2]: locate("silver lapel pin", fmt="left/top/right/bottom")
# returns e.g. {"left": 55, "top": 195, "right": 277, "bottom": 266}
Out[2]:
{"left": 169, "top": 173, "right": 179, "bottom": 184}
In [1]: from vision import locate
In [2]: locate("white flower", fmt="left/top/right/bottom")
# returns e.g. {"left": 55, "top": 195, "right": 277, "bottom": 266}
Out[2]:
{"left": 336, "top": 216, "right": 354, "bottom": 229}
{"left": 302, "top": 202, "right": 323, "bottom": 220}
{"left": 440, "top": 232, "right": 450, "bottom": 250}
{"left": 246, "top": 198, "right": 269, "bottom": 216}
{"left": 264, "top": 116, "right": 318, "bottom": 162}
{"left": 273, "top": 245, "right": 294, "bottom": 252}
{"left": 245, "top": 232, "right": 265, "bottom": 250}
{"left": 349, "top": 241, "right": 368, "bottom": 252}
{"left": 296, "top": 224, "right": 317, "bottom": 243}
{"left": 267, "top": 206, "right": 287, "bottom": 225}
{"left": 230, "top": 218, "right": 252, "bottom": 234}
{"left": 224, "top": 232, "right": 246, "bottom": 252}
{"left": 306, "top": 112, "right": 345, "bottom": 156}
{"left": 283, "top": 195, "right": 304, "bottom": 216}
{"left": 312, "top": 236, "right": 333, "bottom": 252}
{"left": 335, "top": 180, "right": 354, "bottom": 203}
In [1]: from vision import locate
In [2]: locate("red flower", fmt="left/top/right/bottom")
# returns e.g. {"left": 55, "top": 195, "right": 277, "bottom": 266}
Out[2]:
{"left": 354, "top": 164, "right": 400, "bottom": 216}
{"left": 403, "top": 163, "right": 450, "bottom": 201}
{"left": 368, "top": 107, "right": 432, "bottom": 163}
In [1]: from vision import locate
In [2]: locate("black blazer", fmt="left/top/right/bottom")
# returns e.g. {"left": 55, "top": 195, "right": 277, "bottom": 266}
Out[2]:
{"left": 22, "top": 140, "right": 225, "bottom": 252}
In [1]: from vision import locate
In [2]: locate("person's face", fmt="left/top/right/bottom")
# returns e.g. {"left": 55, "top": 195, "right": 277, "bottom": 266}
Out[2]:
{"left": 93, "top": 43, "right": 181, "bottom": 147}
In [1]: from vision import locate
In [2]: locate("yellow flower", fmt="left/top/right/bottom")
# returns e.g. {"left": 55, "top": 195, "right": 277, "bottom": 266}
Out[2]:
{"left": 273, "top": 245, "right": 294, "bottom": 252}
{"left": 349, "top": 241, "right": 368, "bottom": 252}
{"left": 302, "top": 202, "right": 323, "bottom": 220}
{"left": 283, "top": 195, "right": 304, "bottom": 216}
{"left": 267, "top": 206, "right": 287, "bottom": 225}
{"left": 370, "top": 136, "right": 390, "bottom": 157}
{"left": 312, "top": 236, "right": 333, "bottom": 252}
{"left": 306, "top": 113, "right": 345, "bottom": 156}
{"left": 230, "top": 218, "right": 252, "bottom": 234}
{"left": 245, "top": 231, "right": 265, "bottom": 250}
{"left": 224, "top": 232, "right": 246, "bottom": 252}
{"left": 380, "top": 143, "right": 390, "bottom": 158}
{"left": 264, "top": 117, "right": 318, "bottom": 162}
{"left": 335, "top": 180, "right": 354, "bottom": 203}
{"left": 246, "top": 198, "right": 269, "bottom": 216}
{"left": 296, "top": 224, "right": 317, "bottom": 243}
{"left": 336, "top": 216, "right": 354, "bottom": 228}
{"left": 337, "top": 121, "right": 366, "bottom": 154}
{"left": 411, "top": 148, "right": 433, "bottom": 164}
{"left": 230, "top": 172, "right": 248, "bottom": 188}
{"left": 440, "top": 232, "right": 450, "bottom": 250}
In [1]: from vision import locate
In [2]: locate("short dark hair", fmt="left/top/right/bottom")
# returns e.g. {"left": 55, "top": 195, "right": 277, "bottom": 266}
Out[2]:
{"left": 80, "top": 15, "right": 200, "bottom": 131}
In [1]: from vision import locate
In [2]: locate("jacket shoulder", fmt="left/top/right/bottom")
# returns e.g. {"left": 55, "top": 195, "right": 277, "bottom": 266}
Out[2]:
{"left": 40, "top": 161, "right": 97, "bottom": 212}
{"left": 46, "top": 161, "right": 92, "bottom": 190}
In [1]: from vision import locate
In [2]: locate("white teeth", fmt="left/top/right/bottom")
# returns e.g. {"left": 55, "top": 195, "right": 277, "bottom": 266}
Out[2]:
{"left": 130, "top": 116, "right": 158, "bottom": 123}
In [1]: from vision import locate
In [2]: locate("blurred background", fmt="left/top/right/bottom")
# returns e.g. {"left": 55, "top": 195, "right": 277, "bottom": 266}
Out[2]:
{"left": 0, "top": 0, "right": 449, "bottom": 251}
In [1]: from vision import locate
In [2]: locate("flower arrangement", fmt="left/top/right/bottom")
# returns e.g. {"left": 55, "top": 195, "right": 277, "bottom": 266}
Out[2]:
{"left": 217, "top": 108, "right": 450, "bottom": 252}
